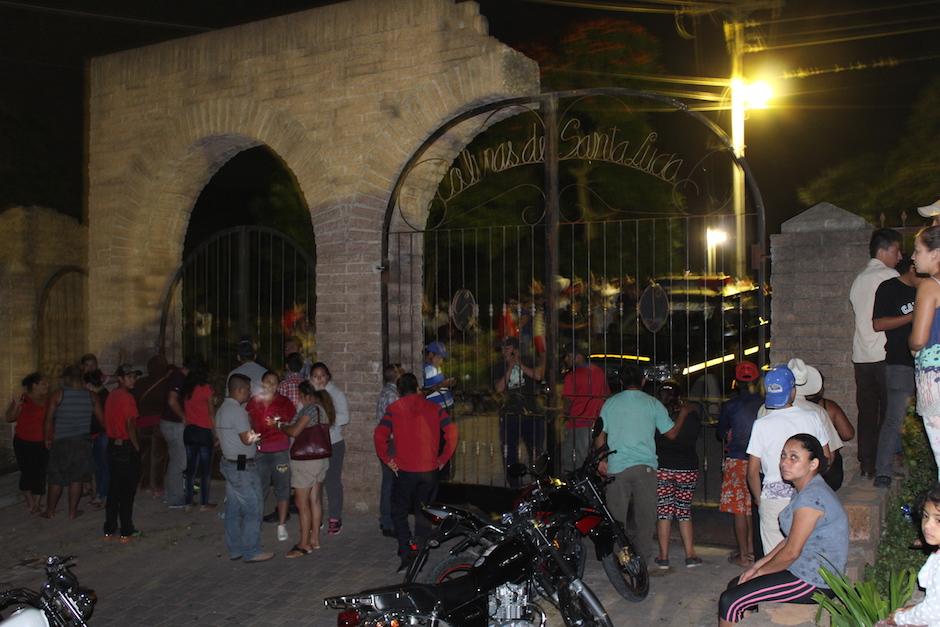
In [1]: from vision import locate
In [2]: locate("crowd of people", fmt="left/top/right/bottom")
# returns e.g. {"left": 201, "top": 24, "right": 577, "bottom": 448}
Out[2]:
{"left": 10, "top": 224, "right": 940, "bottom": 622}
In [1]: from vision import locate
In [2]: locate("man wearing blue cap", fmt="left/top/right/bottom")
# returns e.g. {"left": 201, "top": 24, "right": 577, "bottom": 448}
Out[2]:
{"left": 422, "top": 341, "right": 454, "bottom": 410}
{"left": 746, "top": 365, "right": 831, "bottom": 552}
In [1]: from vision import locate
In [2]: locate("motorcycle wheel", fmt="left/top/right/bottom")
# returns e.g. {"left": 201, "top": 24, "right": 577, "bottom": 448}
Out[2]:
{"left": 601, "top": 523, "right": 649, "bottom": 602}
{"left": 557, "top": 580, "right": 613, "bottom": 627}
{"left": 426, "top": 554, "right": 475, "bottom": 583}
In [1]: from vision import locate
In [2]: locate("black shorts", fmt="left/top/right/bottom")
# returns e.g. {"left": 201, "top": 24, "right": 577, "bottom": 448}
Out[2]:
{"left": 46, "top": 435, "right": 93, "bottom": 486}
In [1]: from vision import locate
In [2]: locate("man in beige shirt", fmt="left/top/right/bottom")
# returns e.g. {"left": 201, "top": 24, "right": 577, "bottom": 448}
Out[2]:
{"left": 848, "top": 228, "right": 901, "bottom": 477}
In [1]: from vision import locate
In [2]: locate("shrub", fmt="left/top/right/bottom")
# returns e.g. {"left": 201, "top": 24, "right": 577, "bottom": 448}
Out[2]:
{"left": 813, "top": 565, "right": 917, "bottom": 626}
{"left": 864, "top": 402, "right": 937, "bottom": 596}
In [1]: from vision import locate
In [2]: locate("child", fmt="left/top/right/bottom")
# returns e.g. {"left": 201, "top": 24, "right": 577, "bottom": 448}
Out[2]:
{"left": 888, "top": 484, "right": 940, "bottom": 625}
{"left": 422, "top": 342, "right": 454, "bottom": 410}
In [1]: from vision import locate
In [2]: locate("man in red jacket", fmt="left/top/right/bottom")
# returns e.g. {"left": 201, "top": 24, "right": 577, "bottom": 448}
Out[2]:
{"left": 374, "top": 372, "right": 458, "bottom": 571}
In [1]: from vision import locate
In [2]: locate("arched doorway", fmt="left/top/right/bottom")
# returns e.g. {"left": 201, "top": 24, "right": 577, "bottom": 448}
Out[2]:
{"left": 383, "top": 89, "right": 769, "bottom": 495}
{"left": 160, "top": 146, "right": 315, "bottom": 374}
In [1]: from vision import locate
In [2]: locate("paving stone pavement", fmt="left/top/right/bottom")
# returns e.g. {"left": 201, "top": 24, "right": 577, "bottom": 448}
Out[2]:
{"left": 0, "top": 475, "right": 812, "bottom": 626}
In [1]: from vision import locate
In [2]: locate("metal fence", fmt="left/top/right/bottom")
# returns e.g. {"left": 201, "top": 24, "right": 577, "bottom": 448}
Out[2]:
{"left": 159, "top": 226, "right": 315, "bottom": 373}
{"left": 36, "top": 266, "right": 88, "bottom": 380}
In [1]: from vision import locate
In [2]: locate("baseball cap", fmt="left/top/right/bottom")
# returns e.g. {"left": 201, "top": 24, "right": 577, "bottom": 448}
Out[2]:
{"left": 735, "top": 360, "right": 759, "bottom": 382}
{"left": 788, "top": 357, "right": 823, "bottom": 397}
{"left": 764, "top": 365, "right": 795, "bottom": 409}
{"left": 425, "top": 341, "right": 448, "bottom": 358}
{"left": 918, "top": 199, "right": 940, "bottom": 219}
{"left": 115, "top": 364, "right": 143, "bottom": 377}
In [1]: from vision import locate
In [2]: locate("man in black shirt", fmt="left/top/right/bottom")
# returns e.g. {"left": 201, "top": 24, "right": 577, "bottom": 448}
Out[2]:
{"left": 494, "top": 337, "right": 543, "bottom": 487}
{"left": 873, "top": 256, "right": 922, "bottom": 487}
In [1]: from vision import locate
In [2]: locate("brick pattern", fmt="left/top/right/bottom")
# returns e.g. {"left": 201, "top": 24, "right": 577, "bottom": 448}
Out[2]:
{"left": 0, "top": 207, "right": 88, "bottom": 466}
{"left": 85, "top": 0, "right": 539, "bottom": 511}
{"left": 770, "top": 203, "right": 874, "bottom": 479}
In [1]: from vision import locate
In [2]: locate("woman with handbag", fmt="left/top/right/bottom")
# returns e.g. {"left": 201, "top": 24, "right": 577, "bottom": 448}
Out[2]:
{"left": 277, "top": 381, "right": 334, "bottom": 557}
{"left": 182, "top": 358, "right": 217, "bottom": 511}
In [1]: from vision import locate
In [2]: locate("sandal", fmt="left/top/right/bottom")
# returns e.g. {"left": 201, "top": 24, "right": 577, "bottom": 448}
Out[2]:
{"left": 285, "top": 544, "right": 314, "bottom": 558}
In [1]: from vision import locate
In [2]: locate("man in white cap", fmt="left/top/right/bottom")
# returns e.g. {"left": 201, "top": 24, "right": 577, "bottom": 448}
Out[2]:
{"left": 918, "top": 199, "right": 940, "bottom": 226}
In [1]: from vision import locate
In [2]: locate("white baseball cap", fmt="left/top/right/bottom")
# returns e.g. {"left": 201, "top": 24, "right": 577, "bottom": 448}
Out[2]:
{"left": 918, "top": 199, "right": 940, "bottom": 218}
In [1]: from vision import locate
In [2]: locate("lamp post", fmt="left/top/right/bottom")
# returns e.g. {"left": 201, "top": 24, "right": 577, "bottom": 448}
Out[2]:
{"left": 706, "top": 228, "right": 728, "bottom": 276}
{"left": 729, "top": 77, "right": 772, "bottom": 278}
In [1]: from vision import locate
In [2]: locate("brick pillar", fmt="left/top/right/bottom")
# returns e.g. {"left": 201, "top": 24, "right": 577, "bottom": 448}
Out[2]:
{"left": 770, "top": 202, "right": 873, "bottom": 480}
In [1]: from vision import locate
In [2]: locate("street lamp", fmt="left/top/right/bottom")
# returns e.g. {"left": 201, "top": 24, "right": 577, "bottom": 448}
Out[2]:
{"left": 730, "top": 78, "right": 773, "bottom": 278}
{"left": 706, "top": 227, "right": 728, "bottom": 276}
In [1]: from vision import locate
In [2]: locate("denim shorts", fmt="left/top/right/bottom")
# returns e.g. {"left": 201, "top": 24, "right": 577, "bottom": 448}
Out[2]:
{"left": 256, "top": 449, "right": 291, "bottom": 501}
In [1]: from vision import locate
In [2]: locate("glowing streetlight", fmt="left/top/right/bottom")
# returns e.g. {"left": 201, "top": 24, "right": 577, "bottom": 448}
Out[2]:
{"left": 730, "top": 77, "right": 774, "bottom": 278}
{"left": 706, "top": 228, "right": 728, "bottom": 276}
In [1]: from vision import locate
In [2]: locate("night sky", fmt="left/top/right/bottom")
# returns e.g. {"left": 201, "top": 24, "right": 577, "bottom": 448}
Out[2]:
{"left": 1, "top": 0, "right": 937, "bottom": 236}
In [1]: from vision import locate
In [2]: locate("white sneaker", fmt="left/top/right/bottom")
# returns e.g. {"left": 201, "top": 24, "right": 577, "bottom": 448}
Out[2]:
{"left": 277, "top": 524, "right": 288, "bottom": 542}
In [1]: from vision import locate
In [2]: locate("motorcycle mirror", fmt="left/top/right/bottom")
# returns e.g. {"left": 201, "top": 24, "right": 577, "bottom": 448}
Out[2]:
{"left": 506, "top": 462, "right": 528, "bottom": 478}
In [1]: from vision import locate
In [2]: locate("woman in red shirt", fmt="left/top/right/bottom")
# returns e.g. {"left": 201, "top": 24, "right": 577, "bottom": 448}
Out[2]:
{"left": 182, "top": 360, "right": 217, "bottom": 511}
{"left": 4, "top": 372, "right": 50, "bottom": 513}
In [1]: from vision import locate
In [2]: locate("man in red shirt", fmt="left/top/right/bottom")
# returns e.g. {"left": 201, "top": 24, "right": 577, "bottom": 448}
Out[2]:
{"left": 562, "top": 343, "right": 610, "bottom": 472}
{"left": 374, "top": 372, "right": 458, "bottom": 571}
{"left": 103, "top": 364, "right": 142, "bottom": 542}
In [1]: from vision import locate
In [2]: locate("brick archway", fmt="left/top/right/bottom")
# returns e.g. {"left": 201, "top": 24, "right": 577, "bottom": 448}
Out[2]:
{"left": 85, "top": 0, "right": 539, "bottom": 511}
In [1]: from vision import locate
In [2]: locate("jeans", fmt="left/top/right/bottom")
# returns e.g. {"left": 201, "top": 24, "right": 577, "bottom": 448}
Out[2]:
{"left": 605, "top": 464, "right": 657, "bottom": 561}
{"left": 500, "top": 413, "right": 546, "bottom": 487}
{"left": 561, "top": 426, "right": 593, "bottom": 473}
{"left": 325, "top": 440, "right": 345, "bottom": 520}
{"left": 92, "top": 434, "right": 109, "bottom": 500}
{"left": 220, "top": 459, "right": 264, "bottom": 559}
{"left": 854, "top": 361, "right": 886, "bottom": 475}
{"left": 379, "top": 461, "right": 395, "bottom": 530}
{"left": 875, "top": 365, "right": 915, "bottom": 479}
{"left": 185, "top": 444, "right": 213, "bottom": 506}
{"left": 391, "top": 470, "right": 439, "bottom": 556}
{"left": 104, "top": 443, "right": 140, "bottom": 537}
{"left": 161, "top": 420, "right": 186, "bottom": 506}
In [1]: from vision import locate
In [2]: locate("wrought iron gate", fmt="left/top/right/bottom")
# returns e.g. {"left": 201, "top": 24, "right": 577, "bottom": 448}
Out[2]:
{"left": 383, "top": 89, "right": 768, "bottom": 502}
{"left": 36, "top": 266, "right": 88, "bottom": 379}
{"left": 159, "top": 226, "right": 315, "bottom": 374}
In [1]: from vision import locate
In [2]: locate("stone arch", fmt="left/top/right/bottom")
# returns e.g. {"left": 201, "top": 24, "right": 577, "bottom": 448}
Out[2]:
{"left": 89, "top": 98, "right": 326, "bottom": 359}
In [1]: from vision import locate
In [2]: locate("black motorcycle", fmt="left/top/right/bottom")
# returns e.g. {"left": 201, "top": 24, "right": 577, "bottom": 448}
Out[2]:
{"left": 412, "top": 450, "right": 648, "bottom": 603}
{"left": 0, "top": 556, "right": 97, "bottom": 627}
{"left": 325, "top": 494, "right": 613, "bottom": 627}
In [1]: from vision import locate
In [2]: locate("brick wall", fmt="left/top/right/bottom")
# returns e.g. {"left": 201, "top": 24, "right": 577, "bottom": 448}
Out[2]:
{"left": 0, "top": 207, "right": 88, "bottom": 467}
{"left": 86, "top": 0, "right": 539, "bottom": 511}
{"left": 770, "top": 202, "right": 875, "bottom": 479}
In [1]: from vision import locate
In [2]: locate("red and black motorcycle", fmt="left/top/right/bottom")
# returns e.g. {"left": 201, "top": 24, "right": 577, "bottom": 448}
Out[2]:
{"left": 413, "top": 450, "right": 649, "bottom": 603}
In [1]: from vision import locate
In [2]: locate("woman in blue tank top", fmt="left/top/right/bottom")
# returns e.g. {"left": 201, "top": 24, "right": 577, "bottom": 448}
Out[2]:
{"left": 910, "top": 226, "right": 940, "bottom": 478}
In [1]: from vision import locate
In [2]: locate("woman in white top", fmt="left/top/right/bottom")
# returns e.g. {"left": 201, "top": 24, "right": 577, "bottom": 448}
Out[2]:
{"left": 311, "top": 362, "right": 349, "bottom": 536}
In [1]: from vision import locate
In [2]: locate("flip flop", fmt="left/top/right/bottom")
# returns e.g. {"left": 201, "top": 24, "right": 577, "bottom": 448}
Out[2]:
{"left": 285, "top": 544, "right": 314, "bottom": 558}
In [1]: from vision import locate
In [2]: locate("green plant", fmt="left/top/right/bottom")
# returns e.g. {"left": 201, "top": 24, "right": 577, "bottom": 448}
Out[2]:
{"left": 864, "top": 402, "right": 937, "bottom": 596}
{"left": 813, "top": 566, "right": 917, "bottom": 626}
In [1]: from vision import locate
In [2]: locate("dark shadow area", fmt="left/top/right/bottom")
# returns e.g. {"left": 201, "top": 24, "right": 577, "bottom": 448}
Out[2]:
{"left": 184, "top": 146, "right": 314, "bottom": 255}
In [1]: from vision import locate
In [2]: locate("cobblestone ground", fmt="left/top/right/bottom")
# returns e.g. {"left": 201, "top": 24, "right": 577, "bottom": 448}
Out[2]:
{"left": 0, "top": 474, "right": 811, "bottom": 626}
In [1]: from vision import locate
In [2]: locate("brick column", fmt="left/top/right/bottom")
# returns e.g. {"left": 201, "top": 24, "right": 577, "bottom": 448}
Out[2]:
{"left": 770, "top": 201, "right": 874, "bottom": 479}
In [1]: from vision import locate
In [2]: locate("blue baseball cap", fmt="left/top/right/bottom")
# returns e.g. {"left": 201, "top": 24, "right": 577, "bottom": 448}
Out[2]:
{"left": 764, "top": 365, "right": 795, "bottom": 409}
{"left": 425, "top": 341, "right": 448, "bottom": 358}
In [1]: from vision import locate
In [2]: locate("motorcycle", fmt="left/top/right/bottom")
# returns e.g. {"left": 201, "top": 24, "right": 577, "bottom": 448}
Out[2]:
{"left": 412, "top": 450, "right": 648, "bottom": 603}
{"left": 325, "top": 492, "right": 613, "bottom": 627}
{"left": 0, "top": 556, "right": 96, "bottom": 627}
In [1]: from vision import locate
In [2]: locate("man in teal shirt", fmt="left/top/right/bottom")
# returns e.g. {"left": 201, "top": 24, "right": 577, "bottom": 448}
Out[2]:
{"left": 596, "top": 364, "right": 680, "bottom": 562}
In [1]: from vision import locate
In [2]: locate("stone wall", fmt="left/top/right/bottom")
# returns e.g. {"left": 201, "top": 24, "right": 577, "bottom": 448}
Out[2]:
{"left": 0, "top": 207, "right": 88, "bottom": 467}
{"left": 769, "top": 201, "right": 874, "bottom": 479}
{"left": 86, "top": 0, "right": 539, "bottom": 511}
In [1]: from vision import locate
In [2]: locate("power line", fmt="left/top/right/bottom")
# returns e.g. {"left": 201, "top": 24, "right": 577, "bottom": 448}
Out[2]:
{"left": 748, "top": 21, "right": 940, "bottom": 52}
{"left": 0, "top": 0, "right": 210, "bottom": 32}
{"left": 781, "top": 52, "right": 940, "bottom": 79}
{"left": 747, "top": 0, "right": 940, "bottom": 26}
{"left": 520, "top": 0, "right": 724, "bottom": 16}
{"left": 763, "top": 13, "right": 940, "bottom": 42}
